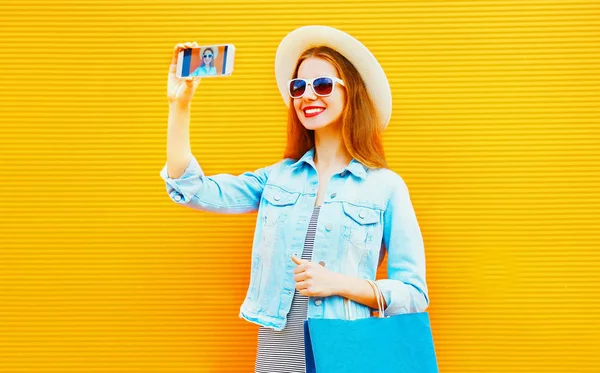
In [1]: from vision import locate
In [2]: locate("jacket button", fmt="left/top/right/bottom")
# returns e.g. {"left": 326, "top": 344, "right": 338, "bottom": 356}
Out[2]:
{"left": 319, "top": 261, "right": 325, "bottom": 267}
{"left": 314, "top": 299, "right": 323, "bottom": 306}
{"left": 174, "top": 194, "right": 182, "bottom": 202}
{"left": 325, "top": 223, "right": 333, "bottom": 231}
{"left": 359, "top": 210, "right": 366, "bottom": 219}
{"left": 274, "top": 193, "right": 281, "bottom": 201}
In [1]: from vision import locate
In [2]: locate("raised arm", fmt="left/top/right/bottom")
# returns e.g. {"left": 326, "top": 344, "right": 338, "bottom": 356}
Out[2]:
{"left": 160, "top": 156, "right": 276, "bottom": 214}
{"left": 162, "top": 41, "right": 277, "bottom": 213}
{"left": 165, "top": 41, "right": 201, "bottom": 179}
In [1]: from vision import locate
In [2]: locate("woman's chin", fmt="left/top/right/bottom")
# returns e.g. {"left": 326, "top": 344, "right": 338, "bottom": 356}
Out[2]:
{"left": 300, "top": 117, "right": 334, "bottom": 131}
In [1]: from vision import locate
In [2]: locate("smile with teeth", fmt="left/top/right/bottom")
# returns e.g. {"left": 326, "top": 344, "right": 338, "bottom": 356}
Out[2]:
{"left": 303, "top": 107, "right": 325, "bottom": 117}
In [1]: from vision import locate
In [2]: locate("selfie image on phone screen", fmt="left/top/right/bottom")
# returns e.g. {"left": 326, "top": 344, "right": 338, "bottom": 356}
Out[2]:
{"left": 177, "top": 44, "right": 235, "bottom": 78}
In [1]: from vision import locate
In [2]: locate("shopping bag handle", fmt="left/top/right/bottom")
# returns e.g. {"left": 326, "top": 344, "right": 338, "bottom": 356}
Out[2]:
{"left": 366, "top": 280, "right": 386, "bottom": 318}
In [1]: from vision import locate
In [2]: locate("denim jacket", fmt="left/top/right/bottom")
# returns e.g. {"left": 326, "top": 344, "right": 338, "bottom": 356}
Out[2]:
{"left": 159, "top": 148, "right": 429, "bottom": 331}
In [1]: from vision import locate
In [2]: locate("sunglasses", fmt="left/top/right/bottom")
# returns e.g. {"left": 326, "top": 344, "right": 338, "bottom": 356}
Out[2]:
{"left": 287, "top": 76, "right": 345, "bottom": 99}
{"left": 203, "top": 54, "right": 213, "bottom": 58}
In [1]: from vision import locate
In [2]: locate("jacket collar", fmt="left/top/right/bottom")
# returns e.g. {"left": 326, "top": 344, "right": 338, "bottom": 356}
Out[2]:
{"left": 290, "top": 147, "right": 367, "bottom": 180}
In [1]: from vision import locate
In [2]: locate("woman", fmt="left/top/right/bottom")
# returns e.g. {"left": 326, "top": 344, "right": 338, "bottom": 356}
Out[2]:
{"left": 161, "top": 26, "right": 429, "bottom": 372}
{"left": 189, "top": 47, "right": 217, "bottom": 76}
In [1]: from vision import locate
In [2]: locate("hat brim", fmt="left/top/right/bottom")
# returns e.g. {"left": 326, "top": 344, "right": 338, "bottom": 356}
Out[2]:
{"left": 275, "top": 25, "right": 392, "bottom": 130}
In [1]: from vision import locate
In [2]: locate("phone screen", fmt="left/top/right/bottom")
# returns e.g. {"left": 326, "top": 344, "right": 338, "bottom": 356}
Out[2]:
{"left": 179, "top": 45, "right": 232, "bottom": 77}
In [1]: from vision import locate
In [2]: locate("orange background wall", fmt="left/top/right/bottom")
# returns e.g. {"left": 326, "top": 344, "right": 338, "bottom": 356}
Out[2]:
{"left": 1, "top": 1, "right": 599, "bottom": 372}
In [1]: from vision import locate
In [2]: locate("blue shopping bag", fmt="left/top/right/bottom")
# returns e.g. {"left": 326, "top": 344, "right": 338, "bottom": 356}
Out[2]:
{"left": 304, "top": 281, "right": 439, "bottom": 373}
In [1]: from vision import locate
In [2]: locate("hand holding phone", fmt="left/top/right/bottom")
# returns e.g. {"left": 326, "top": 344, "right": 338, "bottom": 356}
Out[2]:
{"left": 167, "top": 42, "right": 200, "bottom": 108}
{"left": 167, "top": 42, "right": 236, "bottom": 108}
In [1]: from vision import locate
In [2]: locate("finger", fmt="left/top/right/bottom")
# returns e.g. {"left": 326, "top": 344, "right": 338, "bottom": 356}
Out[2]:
{"left": 294, "top": 272, "right": 309, "bottom": 282}
{"left": 298, "top": 288, "right": 313, "bottom": 297}
{"left": 170, "top": 49, "right": 179, "bottom": 70}
{"left": 174, "top": 41, "right": 195, "bottom": 51}
{"left": 170, "top": 42, "right": 196, "bottom": 68}
{"left": 172, "top": 43, "right": 191, "bottom": 60}
{"left": 295, "top": 281, "right": 310, "bottom": 290}
{"left": 292, "top": 255, "right": 309, "bottom": 265}
{"left": 192, "top": 77, "right": 201, "bottom": 90}
{"left": 170, "top": 47, "right": 184, "bottom": 71}
{"left": 184, "top": 77, "right": 201, "bottom": 89}
{"left": 293, "top": 263, "right": 308, "bottom": 274}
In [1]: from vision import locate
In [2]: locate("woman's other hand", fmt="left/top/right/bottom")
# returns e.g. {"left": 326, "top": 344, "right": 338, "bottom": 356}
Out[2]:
{"left": 292, "top": 255, "right": 344, "bottom": 297}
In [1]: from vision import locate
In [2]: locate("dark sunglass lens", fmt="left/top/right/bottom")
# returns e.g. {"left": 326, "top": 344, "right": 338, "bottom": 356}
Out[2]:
{"left": 313, "top": 77, "right": 334, "bottom": 96}
{"left": 290, "top": 80, "right": 306, "bottom": 98}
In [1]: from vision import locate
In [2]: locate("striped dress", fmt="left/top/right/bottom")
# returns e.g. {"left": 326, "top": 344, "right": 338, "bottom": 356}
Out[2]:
{"left": 254, "top": 206, "right": 321, "bottom": 373}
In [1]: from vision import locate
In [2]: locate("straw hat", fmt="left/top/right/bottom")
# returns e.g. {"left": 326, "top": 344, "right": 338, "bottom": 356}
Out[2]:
{"left": 274, "top": 25, "right": 392, "bottom": 130}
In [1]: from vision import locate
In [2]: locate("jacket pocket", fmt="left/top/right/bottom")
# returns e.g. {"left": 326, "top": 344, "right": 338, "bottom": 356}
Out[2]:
{"left": 262, "top": 184, "right": 300, "bottom": 207}
{"left": 260, "top": 184, "right": 300, "bottom": 227}
{"left": 341, "top": 202, "right": 380, "bottom": 247}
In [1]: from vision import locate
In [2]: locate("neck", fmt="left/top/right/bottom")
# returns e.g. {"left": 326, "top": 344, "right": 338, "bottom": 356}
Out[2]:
{"left": 313, "top": 125, "right": 352, "bottom": 169}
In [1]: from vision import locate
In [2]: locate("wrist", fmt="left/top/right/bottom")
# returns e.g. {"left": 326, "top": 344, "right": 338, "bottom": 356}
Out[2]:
{"left": 332, "top": 272, "right": 351, "bottom": 297}
{"left": 169, "top": 100, "right": 191, "bottom": 111}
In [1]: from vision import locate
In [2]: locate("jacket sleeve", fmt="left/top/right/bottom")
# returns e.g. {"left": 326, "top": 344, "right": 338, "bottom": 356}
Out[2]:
{"left": 159, "top": 155, "right": 277, "bottom": 214}
{"left": 375, "top": 173, "right": 430, "bottom": 315}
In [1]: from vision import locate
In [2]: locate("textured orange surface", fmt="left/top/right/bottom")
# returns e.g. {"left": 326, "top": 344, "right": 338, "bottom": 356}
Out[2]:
{"left": 1, "top": 1, "right": 599, "bottom": 372}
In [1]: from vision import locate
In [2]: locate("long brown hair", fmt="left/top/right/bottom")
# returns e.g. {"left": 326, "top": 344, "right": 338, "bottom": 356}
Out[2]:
{"left": 283, "top": 46, "right": 387, "bottom": 169}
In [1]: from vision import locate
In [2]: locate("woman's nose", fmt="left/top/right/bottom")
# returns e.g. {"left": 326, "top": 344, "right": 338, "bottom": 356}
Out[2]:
{"left": 303, "top": 84, "right": 318, "bottom": 100}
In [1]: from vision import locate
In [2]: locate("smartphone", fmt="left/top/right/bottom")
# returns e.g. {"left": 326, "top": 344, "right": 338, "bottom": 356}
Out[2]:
{"left": 176, "top": 44, "right": 235, "bottom": 78}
